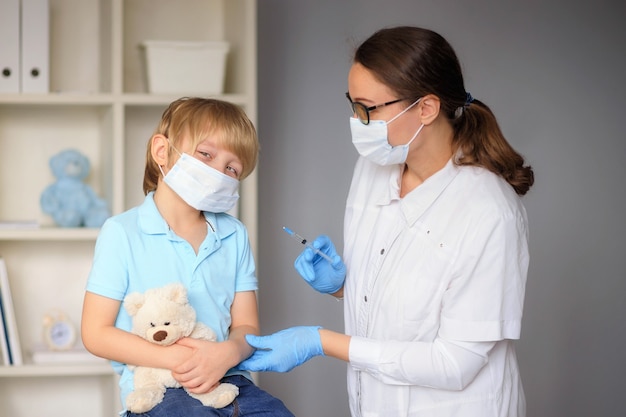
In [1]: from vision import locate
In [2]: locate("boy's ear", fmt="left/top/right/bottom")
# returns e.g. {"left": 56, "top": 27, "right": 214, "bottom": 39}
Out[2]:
{"left": 151, "top": 134, "right": 169, "bottom": 166}
{"left": 418, "top": 94, "right": 440, "bottom": 125}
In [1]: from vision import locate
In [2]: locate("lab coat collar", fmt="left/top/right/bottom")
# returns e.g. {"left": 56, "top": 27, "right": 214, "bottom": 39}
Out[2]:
{"left": 375, "top": 164, "right": 404, "bottom": 206}
{"left": 399, "top": 159, "right": 460, "bottom": 226}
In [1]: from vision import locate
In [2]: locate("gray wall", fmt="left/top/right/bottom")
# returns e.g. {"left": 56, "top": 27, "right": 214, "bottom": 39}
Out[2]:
{"left": 256, "top": 1, "right": 626, "bottom": 416}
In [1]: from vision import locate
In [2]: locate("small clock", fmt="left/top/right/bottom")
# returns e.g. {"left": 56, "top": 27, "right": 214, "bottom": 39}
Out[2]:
{"left": 42, "top": 311, "right": 77, "bottom": 351}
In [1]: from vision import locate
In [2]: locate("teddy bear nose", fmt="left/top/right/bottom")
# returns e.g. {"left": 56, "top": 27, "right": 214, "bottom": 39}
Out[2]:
{"left": 153, "top": 330, "right": 167, "bottom": 342}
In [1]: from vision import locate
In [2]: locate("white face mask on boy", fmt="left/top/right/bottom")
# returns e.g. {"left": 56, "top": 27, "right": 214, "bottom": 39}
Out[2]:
{"left": 160, "top": 143, "right": 239, "bottom": 213}
{"left": 350, "top": 98, "right": 424, "bottom": 166}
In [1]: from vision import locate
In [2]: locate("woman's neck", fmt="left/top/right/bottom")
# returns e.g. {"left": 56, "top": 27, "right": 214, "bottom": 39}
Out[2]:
{"left": 400, "top": 121, "right": 454, "bottom": 197}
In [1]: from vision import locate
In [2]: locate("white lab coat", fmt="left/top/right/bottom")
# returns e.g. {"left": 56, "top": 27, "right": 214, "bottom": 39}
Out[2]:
{"left": 343, "top": 156, "right": 528, "bottom": 417}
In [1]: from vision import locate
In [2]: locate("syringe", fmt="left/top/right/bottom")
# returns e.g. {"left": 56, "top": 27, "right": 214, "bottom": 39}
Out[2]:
{"left": 282, "top": 226, "right": 333, "bottom": 262}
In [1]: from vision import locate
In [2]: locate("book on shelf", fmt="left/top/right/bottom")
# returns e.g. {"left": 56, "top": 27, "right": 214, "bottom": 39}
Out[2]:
{"left": 0, "top": 295, "right": 11, "bottom": 365}
{"left": 30, "top": 343, "right": 107, "bottom": 365}
{"left": 0, "top": 257, "right": 22, "bottom": 365}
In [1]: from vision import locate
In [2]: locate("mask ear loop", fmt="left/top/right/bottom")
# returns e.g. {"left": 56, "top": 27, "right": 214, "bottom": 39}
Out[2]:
{"left": 159, "top": 138, "right": 182, "bottom": 178}
{"left": 167, "top": 138, "right": 183, "bottom": 157}
{"left": 405, "top": 123, "right": 425, "bottom": 148}
{"left": 387, "top": 98, "right": 422, "bottom": 125}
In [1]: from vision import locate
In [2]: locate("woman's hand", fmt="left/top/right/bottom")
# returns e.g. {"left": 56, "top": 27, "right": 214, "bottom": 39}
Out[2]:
{"left": 294, "top": 235, "right": 346, "bottom": 295}
{"left": 239, "top": 326, "right": 324, "bottom": 372}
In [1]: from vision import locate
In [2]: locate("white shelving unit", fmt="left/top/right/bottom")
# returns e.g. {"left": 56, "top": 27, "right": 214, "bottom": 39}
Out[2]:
{"left": 0, "top": 1, "right": 257, "bottom": 416}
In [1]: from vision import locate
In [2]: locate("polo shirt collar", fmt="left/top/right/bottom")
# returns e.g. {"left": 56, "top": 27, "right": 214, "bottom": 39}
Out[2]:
{"left": 137, "top": 192, "right": 236, "bottom": 240}
{"left": 138, "top": 192, "right": 169, "bottom": 234}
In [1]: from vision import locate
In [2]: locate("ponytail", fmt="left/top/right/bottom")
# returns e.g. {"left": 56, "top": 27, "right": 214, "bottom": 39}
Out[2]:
{"left": 452, "top": 99, "right": 534, "bottom": 196}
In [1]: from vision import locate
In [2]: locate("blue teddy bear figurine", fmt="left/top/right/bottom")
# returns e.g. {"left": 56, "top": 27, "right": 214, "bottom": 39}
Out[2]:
{"left": 40, "top": 149, "right": 111, "bottom": 228}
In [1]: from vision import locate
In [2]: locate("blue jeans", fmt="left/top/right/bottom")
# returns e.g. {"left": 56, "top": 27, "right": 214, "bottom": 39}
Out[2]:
{"left": 125, "top": 375, "right": 294, "bottom": 417}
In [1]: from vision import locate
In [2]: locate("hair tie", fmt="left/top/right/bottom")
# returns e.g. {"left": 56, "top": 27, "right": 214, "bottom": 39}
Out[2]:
{"left": 454, "top": 92, "right": 474, "bottom": 119}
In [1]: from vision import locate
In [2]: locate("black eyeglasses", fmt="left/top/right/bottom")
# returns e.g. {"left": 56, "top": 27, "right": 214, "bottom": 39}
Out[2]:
{"left": 345, "top": 92, "right": 409, "bottom": 125}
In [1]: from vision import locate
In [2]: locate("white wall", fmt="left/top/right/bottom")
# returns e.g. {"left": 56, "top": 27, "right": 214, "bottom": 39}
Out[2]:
{"left": 257, "top": 1, "right": 626, "bottom": 416}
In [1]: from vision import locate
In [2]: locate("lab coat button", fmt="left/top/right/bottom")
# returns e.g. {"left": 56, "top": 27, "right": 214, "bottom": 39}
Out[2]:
{"left": 380, "top": 248, "right": 385, "bottom": 255}
{"left": 364, "top": 295, "right": 368, "bottom": 302}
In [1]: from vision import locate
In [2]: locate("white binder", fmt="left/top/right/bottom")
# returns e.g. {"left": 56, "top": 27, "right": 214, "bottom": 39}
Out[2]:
{"left": 0, "top": 0, "right": 20, "bottom": 93}
{"left": 21, "top": 0, "right": 50, "bottom": 93}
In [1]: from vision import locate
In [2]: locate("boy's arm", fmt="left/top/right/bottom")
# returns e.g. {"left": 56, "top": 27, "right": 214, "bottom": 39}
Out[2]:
{"left": 81, "top": 291, "right": 190, "bottom": 369}
{"left": 227, "top": 289, "right": 260, "bottom": 359}
{"left": 172, "top": 290, "right": 259, "bottom": 394}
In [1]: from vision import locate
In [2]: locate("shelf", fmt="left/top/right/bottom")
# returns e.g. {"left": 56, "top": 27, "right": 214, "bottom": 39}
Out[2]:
{"left": 121, "top": 93, "right": 252, "bottom": 106}
{"left": 0, "top": 94, "right": 116, "bottom": 105}
{"left": 0, "top": 228, "right": 100, "bottom": 241}
{"left": 0, "top": 93, "right": 251, "bottom": 106}
{"left": 0, "top": 363, "right": 114, "bottom": 378}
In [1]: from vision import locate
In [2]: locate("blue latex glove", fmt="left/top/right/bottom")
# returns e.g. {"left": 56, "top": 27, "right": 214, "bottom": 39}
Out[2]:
{"left": 239, "top": 326, "right": 324, "bottom": 372}
{"left": 294, "top": 235, "right": 346, "bottom": 294}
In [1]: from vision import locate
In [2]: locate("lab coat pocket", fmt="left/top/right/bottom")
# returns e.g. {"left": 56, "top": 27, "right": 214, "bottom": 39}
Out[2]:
{"left": 399, "top": 228, "right": 453, "bottom": 332}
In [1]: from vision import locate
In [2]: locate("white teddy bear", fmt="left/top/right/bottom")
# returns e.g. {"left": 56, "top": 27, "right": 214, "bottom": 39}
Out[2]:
{"left": 123, "top": 282, "right": 239, "bottom": 413}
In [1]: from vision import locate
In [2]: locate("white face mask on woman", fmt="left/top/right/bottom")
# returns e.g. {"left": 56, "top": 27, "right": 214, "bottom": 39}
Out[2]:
{"left": 160, "top": 145, "right": 240, "bottom": 213}
{"left": 350, "top": 98, "right": 424, "bottom": 166}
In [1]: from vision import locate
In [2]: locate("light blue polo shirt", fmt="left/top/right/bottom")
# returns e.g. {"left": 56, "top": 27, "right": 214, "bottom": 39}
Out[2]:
{"left": 86, "top": 192, "right": 257, "bottom": 406}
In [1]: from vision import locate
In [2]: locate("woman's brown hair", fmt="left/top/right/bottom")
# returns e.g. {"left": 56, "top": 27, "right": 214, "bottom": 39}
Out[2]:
{"left": 143, "top": 97, "right": 259, "bottom": 195}
{"left": 354, "top": 26, "right": 534, "bottom": 195}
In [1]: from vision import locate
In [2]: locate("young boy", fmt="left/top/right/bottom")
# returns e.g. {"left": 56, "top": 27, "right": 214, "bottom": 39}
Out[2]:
{"left": 82, "top": 97, "right": 294, "bottom": 417}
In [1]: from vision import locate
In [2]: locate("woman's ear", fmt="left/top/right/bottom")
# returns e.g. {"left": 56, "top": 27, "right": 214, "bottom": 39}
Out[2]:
{"left": 151, "top": 134, "right": 169, "bottom": 166}
{"left": 418, "top": 94, "right": 441, "bottom": 125}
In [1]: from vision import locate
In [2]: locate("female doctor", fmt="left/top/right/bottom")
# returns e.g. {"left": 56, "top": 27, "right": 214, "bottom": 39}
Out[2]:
{"left": 240, "top": 26, "right": 534, "bottom": 417}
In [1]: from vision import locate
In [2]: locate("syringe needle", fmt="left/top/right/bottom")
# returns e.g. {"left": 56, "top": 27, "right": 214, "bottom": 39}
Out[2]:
{"left": 282, "top": 226, "right": 333, "bottom": 262}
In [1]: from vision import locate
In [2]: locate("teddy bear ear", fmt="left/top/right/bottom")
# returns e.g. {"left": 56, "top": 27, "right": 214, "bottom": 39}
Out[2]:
{"left": 123, "top": 292, "right": 145, "bottom": 316}
{"left": 164, "top": 282, "right": 188, "bottom": 305}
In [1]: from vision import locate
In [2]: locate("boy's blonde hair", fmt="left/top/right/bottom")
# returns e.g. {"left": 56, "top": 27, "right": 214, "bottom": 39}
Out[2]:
{"left": 143, "top": 97, "right": 259, "bottom": 195}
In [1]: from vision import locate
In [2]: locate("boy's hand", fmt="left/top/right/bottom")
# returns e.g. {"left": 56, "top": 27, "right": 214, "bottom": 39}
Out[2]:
{"left": 172, "top": 338, "right": 235, "bottom": 394}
